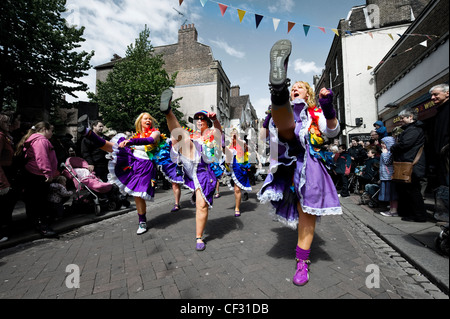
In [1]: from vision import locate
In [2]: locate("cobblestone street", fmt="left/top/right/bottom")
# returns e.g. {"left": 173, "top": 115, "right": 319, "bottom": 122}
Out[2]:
{"left": 0, "top": 185, "right": 447, "bottom": 303}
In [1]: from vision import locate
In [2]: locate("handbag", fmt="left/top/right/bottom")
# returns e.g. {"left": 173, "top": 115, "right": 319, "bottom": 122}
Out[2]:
{"left": 392, "top": 146, "right": 424, "bottom": 183}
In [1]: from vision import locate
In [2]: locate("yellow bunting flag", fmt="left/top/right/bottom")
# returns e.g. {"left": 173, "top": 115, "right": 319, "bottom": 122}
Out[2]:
{"left": 331, "top": 29, "right": 339, "bottom": 36}
{"left": 388, "top": 33, "right": 394, "bottom": 40}
{"left": 237, "top": 9, "right": 246, "bottom": 23}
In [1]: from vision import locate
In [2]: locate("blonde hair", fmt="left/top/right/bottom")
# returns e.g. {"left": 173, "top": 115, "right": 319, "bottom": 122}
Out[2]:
{"left": 291, "top": 81, "right": 316, "bottom": 109}
{"left": 134, "top": 112, "right": 158, "bottom": 133}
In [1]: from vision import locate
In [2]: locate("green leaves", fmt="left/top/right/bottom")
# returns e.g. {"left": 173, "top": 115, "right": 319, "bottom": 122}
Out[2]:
{"left": 0, "top": 0, "right": 94, "bottom": 110}
{"left": 90, "top": 25, "right": 184, "bottom": 134}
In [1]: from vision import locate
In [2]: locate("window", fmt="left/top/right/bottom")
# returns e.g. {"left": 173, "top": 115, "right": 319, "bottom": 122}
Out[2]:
{"left": 335, "top": 57, "right": 339, "bottom": 77}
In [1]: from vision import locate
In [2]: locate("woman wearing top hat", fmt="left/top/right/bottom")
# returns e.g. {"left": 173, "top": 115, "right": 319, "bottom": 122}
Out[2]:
{"left": 159, "top": 89, "right": 222, "bottom": 251}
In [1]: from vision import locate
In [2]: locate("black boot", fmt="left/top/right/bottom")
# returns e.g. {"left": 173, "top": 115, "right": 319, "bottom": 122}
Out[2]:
{"left": 269, "top": 39, "right": 292, "bottom": 106}
{"left": 160, "top": 89, "right": 173, "bottom": 114}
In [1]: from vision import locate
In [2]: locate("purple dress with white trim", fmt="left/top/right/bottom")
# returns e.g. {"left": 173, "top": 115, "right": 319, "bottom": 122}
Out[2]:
{"left": 159, "top": 139, "right": 217, "bottom": 208}
{"left": 108, "top": 134, "right": 158, "bottom": 201}
{"left": 257, "top": 100, "right": 342, "bottom": 229}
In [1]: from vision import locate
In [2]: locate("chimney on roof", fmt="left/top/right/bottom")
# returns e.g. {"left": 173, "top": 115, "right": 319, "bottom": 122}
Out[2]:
{"left": 111, "top": 54, "right": 122, "bottom": 61}
{"left": 178, "top": 23, "right": 198, "bottom": 44}
{"left": 231, "top": 85, "right": 240, "bottom": 97}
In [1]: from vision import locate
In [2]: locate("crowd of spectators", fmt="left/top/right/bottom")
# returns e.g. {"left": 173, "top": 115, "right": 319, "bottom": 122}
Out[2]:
{"left": 0, "top": 114, "right": 124, "bottom": 242}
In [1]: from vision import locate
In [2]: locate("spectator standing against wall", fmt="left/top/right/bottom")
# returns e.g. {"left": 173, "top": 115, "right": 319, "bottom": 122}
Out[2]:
{"left": 16, "top": 122, "right": 60, "bottom": 237}
{"left": 429, "top": 84, "right": 449, "bottom": 222}
{"left": 430, "top": 84, "right": 449, "bottom": 187}
{"left": 390, "top": 109, "right": 427, "bottom": 222}
{"left": 0, "top": 114, "right": 16, "bottom": 242}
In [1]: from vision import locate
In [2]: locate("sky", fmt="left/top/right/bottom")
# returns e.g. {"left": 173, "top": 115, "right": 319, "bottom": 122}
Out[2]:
{"left": 63, "top": 0, "right": 365, "bottom": 118}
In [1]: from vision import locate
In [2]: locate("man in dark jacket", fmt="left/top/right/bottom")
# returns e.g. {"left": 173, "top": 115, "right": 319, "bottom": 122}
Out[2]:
{"left": 81, "top": 120, "right": 109, "bottom": 182}
{"left": 430, "top": 84, "right": 449, "bottom": 187}
{"left": 430, "top": 84, "right": 449, "bottom": 222}
{"left": 390, "top": 109, "right": 427, "bottom": 222}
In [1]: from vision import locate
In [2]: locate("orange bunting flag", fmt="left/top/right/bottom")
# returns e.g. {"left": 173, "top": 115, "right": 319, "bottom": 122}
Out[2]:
{"left": 288, "top": 21, "right": 295, "bottom": 33}
{"left": 218, "top": 3, "right": 228, "bottom": 16}
{"left": 179, "top": 0, "right": 183, "bottom": 5}
{"left": 237, "top": 9, "right": 246, "bottom": 23}
{"left": 318, "top": 27, "right": 326, "bottom": 33}
{"left": 368, "top": 32, "right": 373, "bottom": 39}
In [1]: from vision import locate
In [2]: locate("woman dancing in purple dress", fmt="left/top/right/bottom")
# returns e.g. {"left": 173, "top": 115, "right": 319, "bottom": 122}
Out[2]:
{"left": 159, "top": 89, "right": 222, "bottom": 251}
{"left": 79, "top": 112, "right": 164, "bottom": 235}
{"left": 258, "top": 40, "right": 342, "bottom": 286}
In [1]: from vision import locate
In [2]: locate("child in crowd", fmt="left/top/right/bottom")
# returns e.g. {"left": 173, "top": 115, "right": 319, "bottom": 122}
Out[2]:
{"left": 378, "top": 136, "right": 398, "bottom": 217}
{"left": 48, "top": 176, "right": 73, "bottom": 219}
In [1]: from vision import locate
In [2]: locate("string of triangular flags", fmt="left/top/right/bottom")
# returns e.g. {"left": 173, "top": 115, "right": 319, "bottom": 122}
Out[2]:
{"left": 364, "top": 39, "right": 430, "bottom": 72}
{"left": 179, "top": 0, "right": 439, "bottom": 40}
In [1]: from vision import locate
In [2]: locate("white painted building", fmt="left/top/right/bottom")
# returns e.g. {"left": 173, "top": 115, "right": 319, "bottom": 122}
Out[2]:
{"left": 340, "top": 24, "right": 409, "bottom": 138}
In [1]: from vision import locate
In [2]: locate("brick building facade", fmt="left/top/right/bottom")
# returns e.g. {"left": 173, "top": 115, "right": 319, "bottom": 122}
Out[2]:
{"left": 94, "top": 24, "right": 236, "bottom": 128}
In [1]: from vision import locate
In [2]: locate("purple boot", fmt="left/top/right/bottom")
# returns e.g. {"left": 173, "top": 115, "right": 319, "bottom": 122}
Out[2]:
{"left": 293, "top": 259, "right": 310, "bottom": 286}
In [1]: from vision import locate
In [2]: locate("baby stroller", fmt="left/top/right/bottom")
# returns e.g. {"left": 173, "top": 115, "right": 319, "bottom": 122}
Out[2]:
{"left": 61, "top": 157, "right": 130, "bottom": 215}
{"left": 359, "top": 183, "right": 380, "bottom": 208}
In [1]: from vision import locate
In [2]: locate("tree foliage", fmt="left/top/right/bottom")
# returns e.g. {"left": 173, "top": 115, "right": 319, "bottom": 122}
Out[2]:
{"left": 0, "top": 0, "right": 94, "bottom": 111}
{"left": 89, "top": 26, "right": 184, "bottom": 134}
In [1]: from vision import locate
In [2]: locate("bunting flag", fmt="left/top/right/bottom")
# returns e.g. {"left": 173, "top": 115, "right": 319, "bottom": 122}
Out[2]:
{"left": 367, "top": 39, "right": 433, "bottom": 72}
{"left": 303, "top": 24, "right": 310, "bottom": 37}
{"left": 179, "top": 0, "right": 440, "bottom": 39}
{"left": 218, "top": 3, "right": 228, "bottom": 16}
{"left": 272, "top": 18, "right": 280, "bottom": 32}
{"left": 237, "top": 9, "right": 246, "bottom": 23}
{"left": 255, "top": 14, "right": 263, "bottom": 29}
{"left": 287, "top": 22, "right": 295, "bottom": 34}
